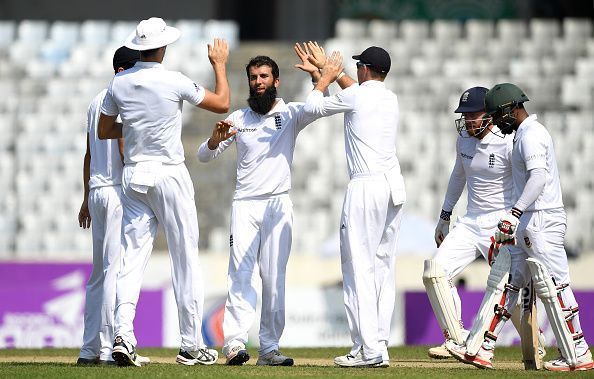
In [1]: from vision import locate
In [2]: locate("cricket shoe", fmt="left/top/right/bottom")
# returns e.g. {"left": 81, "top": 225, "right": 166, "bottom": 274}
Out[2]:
{"left": 379, "top": 347, "right": 390, "bottom": 367}
{"left": 334, "top": 349, "right": 383, "bottom": 368}
{"left": 76, "top": 357, "right": 99, "bottom": 365}
{"left": 112, "top": 336, "right": 141, "bottom": 367}
{"left": 176, "top": 348, "right": 218, "bottom": 366}
{"left": 428, "top": 342, "right": 452, "bottom": 359}
{"left": 446, "top": 340, "right": 494, "bottom": 370}
{"left": 544, "top": 349, "right": 594, "bottom": 371}
{"left": 256, "top": 350, "right": 294, "bottom": 366}
{"left": 224, "top": 345, "right": 250, "bottom": 365}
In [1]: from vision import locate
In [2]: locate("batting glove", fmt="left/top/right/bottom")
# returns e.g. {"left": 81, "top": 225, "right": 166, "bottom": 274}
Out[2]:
{"left": 434, "top": 210, "right": 452, "bottom": 247}
{"left": 494, "top": 208, "right": 522, "bottom": 244}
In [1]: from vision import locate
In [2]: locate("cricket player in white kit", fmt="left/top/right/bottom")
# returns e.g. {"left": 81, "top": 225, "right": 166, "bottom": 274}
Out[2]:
{"left": 422, "top": 87, "right": 515, "bottom": 360}
{"left": 77, "top": 46, "right": 149, "bottom": 366}
{"left": 304, "top": 46, "right": 405, "bottom": 367}
{"left": 449, "top": 83, "right": 593, "bottom": 371}
{"left": 97, "top": 18, "right": 230, "bottom": 367}
{"left": 197, "top": 49, "right": 324, "bottom": 366}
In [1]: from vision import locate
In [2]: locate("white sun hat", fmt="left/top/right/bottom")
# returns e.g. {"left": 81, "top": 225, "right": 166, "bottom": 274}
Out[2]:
{"left": 124, "top": 17, "right": 181, "bottom": 51}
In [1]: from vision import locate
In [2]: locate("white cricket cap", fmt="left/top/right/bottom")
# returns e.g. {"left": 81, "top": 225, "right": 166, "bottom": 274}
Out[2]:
{"left": 125, "top": 17, "right": 181, "bottom": 51}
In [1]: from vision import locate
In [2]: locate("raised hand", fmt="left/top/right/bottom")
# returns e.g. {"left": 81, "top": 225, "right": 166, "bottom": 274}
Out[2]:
{"left": 207, "top": 38, "right": 229, "bottom": 66}
{"left": 306, "top": 41, "right": 327, "bottom": 70}
{"left": 294, "top": 42, "right": 319, "bottom": 74}
{"left": 320, "top": 51, "right": 343, "bottom": 82}
{"left": 208, "top": 120, "right": 237, "bottom": 149}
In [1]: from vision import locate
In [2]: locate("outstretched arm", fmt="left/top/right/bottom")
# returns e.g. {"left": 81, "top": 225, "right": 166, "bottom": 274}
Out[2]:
{"left": 197, "top": 119, "right": 237, "bottom": 162}
{"left": 198, "top": 38, "right": 230, "bottom": 114}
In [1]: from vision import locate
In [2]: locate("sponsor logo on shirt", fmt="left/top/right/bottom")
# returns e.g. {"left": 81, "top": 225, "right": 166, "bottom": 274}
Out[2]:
{"left": 524, "top": 236, "right": 532, "bottom": 248}
{"left": 460, "top": 152, "right": 474, "bottom": 160}
{"left": 525, "top": 153, "right": 546, "bottom": 162}
{"left": 236, "top": 128, "right": 257, "bottom": 133}
{"left": 193, "top": 82, "right": 200, "bottom": 93}
{"left": 489, "top": 153, "right": 495, "bottom": 168}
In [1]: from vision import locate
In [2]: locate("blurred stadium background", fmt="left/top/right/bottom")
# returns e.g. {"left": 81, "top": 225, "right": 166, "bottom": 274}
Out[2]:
{"left": 0, "top": 0, "right": 593, "bottom": 351}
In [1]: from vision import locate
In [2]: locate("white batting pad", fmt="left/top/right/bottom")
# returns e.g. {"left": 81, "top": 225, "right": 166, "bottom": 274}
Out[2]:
{"left": 465, "top": 248, "right": 511, "bottom": 356}
{"left": 526, "top": 258, "right": 577, "bottom": 367}
{"left": 422, "top": 259, "right": 464, "bottom": 344}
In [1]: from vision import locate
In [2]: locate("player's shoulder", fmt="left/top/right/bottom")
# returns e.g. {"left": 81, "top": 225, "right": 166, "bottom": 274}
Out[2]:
{"left": 89, "top": 89, "right": 108, "bottom": 110}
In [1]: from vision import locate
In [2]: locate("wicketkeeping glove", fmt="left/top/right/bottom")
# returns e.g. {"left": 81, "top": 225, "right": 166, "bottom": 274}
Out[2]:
{"left": 494, "top": 208, "right": 522, "bottom": 244}
{"left": 434, "top": 210, "right": 452, "bottom": 247}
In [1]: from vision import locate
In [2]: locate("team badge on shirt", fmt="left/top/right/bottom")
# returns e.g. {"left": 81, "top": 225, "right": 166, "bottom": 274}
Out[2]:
{"left": 489, "top": 153, "right": 495, "bottom": 168}
{"left": 274, "top": 114, "right": 282, "bottom": 130}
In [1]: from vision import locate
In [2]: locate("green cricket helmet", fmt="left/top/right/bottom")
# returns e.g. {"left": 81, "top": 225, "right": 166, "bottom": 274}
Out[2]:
{"left": 484, "top": 83, "right": 529, "bottom": 134}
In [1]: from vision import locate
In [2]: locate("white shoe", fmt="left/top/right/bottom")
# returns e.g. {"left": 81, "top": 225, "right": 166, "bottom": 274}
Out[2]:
{"left": 176, "top": 348, "right": 218, "bottom": 366}
{"left": 428, "top": 342, "right": 452, "bottom": 359}
{"left": 379, "top": 347, "right": 389, "bottom": 367}
{"left": 334, "top": 349, "right": 383, "bottom": 368}
{"left": 446, "top": 340, "right": 494, "bottom": 370}
{"left": 544, "top": 350, "right": 594, "bottom": 371}
{"left": 224, "top": 345, "right": 250, "bottom": 365}
{"left": 256, "top": 350, "right": 294, "bottom": 366}
{"left": 136, "top": 354, "right": 151, "bottom": 366}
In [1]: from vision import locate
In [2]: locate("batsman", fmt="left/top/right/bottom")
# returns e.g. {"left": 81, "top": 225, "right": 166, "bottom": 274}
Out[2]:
{"left": 423, "top": 86, "right": 545, "bottom": 361}
{"left": 447, "top": 83, "right": 593, "bottom": 371}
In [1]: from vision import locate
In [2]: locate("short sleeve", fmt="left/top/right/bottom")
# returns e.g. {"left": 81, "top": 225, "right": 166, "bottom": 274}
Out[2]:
{"left": 100, "top": 80, "right": 119, "bottom": 116}
{"left": 178, "top": 73, "right": 206, "bottom": 106}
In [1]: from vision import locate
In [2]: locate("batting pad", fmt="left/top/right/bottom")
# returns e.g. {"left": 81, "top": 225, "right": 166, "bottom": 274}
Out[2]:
{"left": 422, "top": 259, "right": 465, "bottom": 344}
{"left": 526, "top": 258, "right": 577, "bottom": 367}
{"left": 465, "top": 248, "right": 511, "bottom": 356}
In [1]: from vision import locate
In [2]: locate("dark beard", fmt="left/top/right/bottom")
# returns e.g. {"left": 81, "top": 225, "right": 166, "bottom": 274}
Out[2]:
{"left": 247, "top": 86, "right": 277, "bottom": 115}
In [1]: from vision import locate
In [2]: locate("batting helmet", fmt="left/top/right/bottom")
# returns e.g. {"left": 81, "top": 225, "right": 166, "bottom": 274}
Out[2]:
{"left": 484, "top": 83, "right": 529, "bottom": 134}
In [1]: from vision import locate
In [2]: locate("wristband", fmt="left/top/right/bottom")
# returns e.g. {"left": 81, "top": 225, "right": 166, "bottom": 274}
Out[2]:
{"left": 510, "top": 207, "right": 523, "bottom": 219}
{"left": 337, "top": 72, "right": 346, "bottom": 80}
{"left": 440, "top": 209, "right": 452, "bottom": 221}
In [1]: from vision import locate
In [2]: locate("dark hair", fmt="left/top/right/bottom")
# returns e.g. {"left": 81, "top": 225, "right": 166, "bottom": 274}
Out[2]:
{"left": 245, "top": 56, "right": 279, "bottom": 79}
{"left": 368, "top": 67, "right": 387, "bottom": 80}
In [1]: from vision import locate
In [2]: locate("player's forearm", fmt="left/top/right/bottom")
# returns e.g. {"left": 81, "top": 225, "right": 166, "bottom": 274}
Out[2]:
{"left": 98, "top": 115, "right": 122, "bottom": 139}
{"left": 82, "top": 152, "right": 91, "bottom": 198}
{"left": 211, "top": 63, "right": 230, "bottom": 113}
{"left": 514, "top": 167, "right": 546, "bottom": 212}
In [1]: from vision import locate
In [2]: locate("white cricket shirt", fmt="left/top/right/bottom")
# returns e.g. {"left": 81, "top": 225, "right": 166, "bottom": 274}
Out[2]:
{"left": 304, "top": 81, "right": 400, "bottom": 177}
{"left": 442, "top": 127, "right": 514, "bottom": 215}
{"left": 512, "top": 114, "right": 564, "bottom": 211}
{"left": 87, "top": 89, "right": 123, "bottom": 189}
{"left": 101, "top": 61, "right": 206, "bottom": 165}
{"left": 197, "top": 99, "right": 320, "bottom": 200}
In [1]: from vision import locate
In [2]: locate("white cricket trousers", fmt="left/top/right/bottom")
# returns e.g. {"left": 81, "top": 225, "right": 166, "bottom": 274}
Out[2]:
{"left": 114, "top": 163, "right": 206, "bottom": 351}
{"left": 340, "top": 175, "right": 403, "bottom": 361}
{"left": 433, "top": 209, "right": 507, "bottom": 322}
{"left": 80, "top": 185, "right": 123, "bottom": 361}
{"left": 223, "top": 194, "right": 293, "bottom": 355}
{"left": 506, "top": 208, "right": 590, "bottom": 355}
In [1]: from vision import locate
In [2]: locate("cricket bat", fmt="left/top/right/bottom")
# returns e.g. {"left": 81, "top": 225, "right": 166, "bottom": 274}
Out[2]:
{"left": 520, "top": 280, "right": 542, "bottom": 370}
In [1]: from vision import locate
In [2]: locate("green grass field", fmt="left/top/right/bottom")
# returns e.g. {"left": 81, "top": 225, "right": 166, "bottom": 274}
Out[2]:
{"left": 0, "top": 346, "right": 591, "bottom": 378}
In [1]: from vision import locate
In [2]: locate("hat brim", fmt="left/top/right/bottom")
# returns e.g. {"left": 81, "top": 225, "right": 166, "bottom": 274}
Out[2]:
{"left": 352, "top": 54, "right": 362, "bottom": 60}
{"left": 454, "top": 105, "right": 485, "bottom": 113}
{"left": 124, "top": 26, "right": 181, "bottom": 51}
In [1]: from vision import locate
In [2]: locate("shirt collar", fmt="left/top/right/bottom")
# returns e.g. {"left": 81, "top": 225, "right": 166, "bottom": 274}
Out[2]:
{"left": 134, "top": 61, "right": 164, "bottom": 69}
{"left": 360, "top": 80, "right": 386, "bottom": 88}
{"left": 517, "top": 114, "right": 538, "bottom": 133}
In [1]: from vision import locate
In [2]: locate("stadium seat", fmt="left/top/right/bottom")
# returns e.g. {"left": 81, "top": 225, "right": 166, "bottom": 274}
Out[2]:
{"left": 0, "top": 21, "right": 15, "bottom": 49}
{"left": 16, "top": 20, "right": 48, "bottom": 44}
{"left": 530, "top": 18, "right": 560, "bottom": 41}
{"left": 496, "top": 19, "right": 528, "bottom": 40}
{"left": 175, "top": 19, "right": 204, "bottom": 45}
{"left": 203, "top": 20, "right": 239, "bottom": 49}
{"left": 432, "top": 19, "right": 462, "bottom": 41}
{"left": 80, "top": 20, "right": 111, "bottom": 45}
{"left": 465, "top": 19, "right": 494, "bottom": 41}
{"left": 335, "top": 18, "right": 367, "bottom": 39}
{"left": 399, "top": 20, "right": 430, "bottom": 42}
{"left": 368, "top": 19, "right": 397, "bottom": 43}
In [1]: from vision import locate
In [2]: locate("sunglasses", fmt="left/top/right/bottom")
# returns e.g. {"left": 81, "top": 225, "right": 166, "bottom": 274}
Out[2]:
{"left": 356, "top": 61, "right": 371, "bottom": 68}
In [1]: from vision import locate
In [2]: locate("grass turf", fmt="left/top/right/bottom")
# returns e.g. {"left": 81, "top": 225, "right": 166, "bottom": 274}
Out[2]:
{"left": 0, "top": 346, "right": 591, "bottom": 378}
